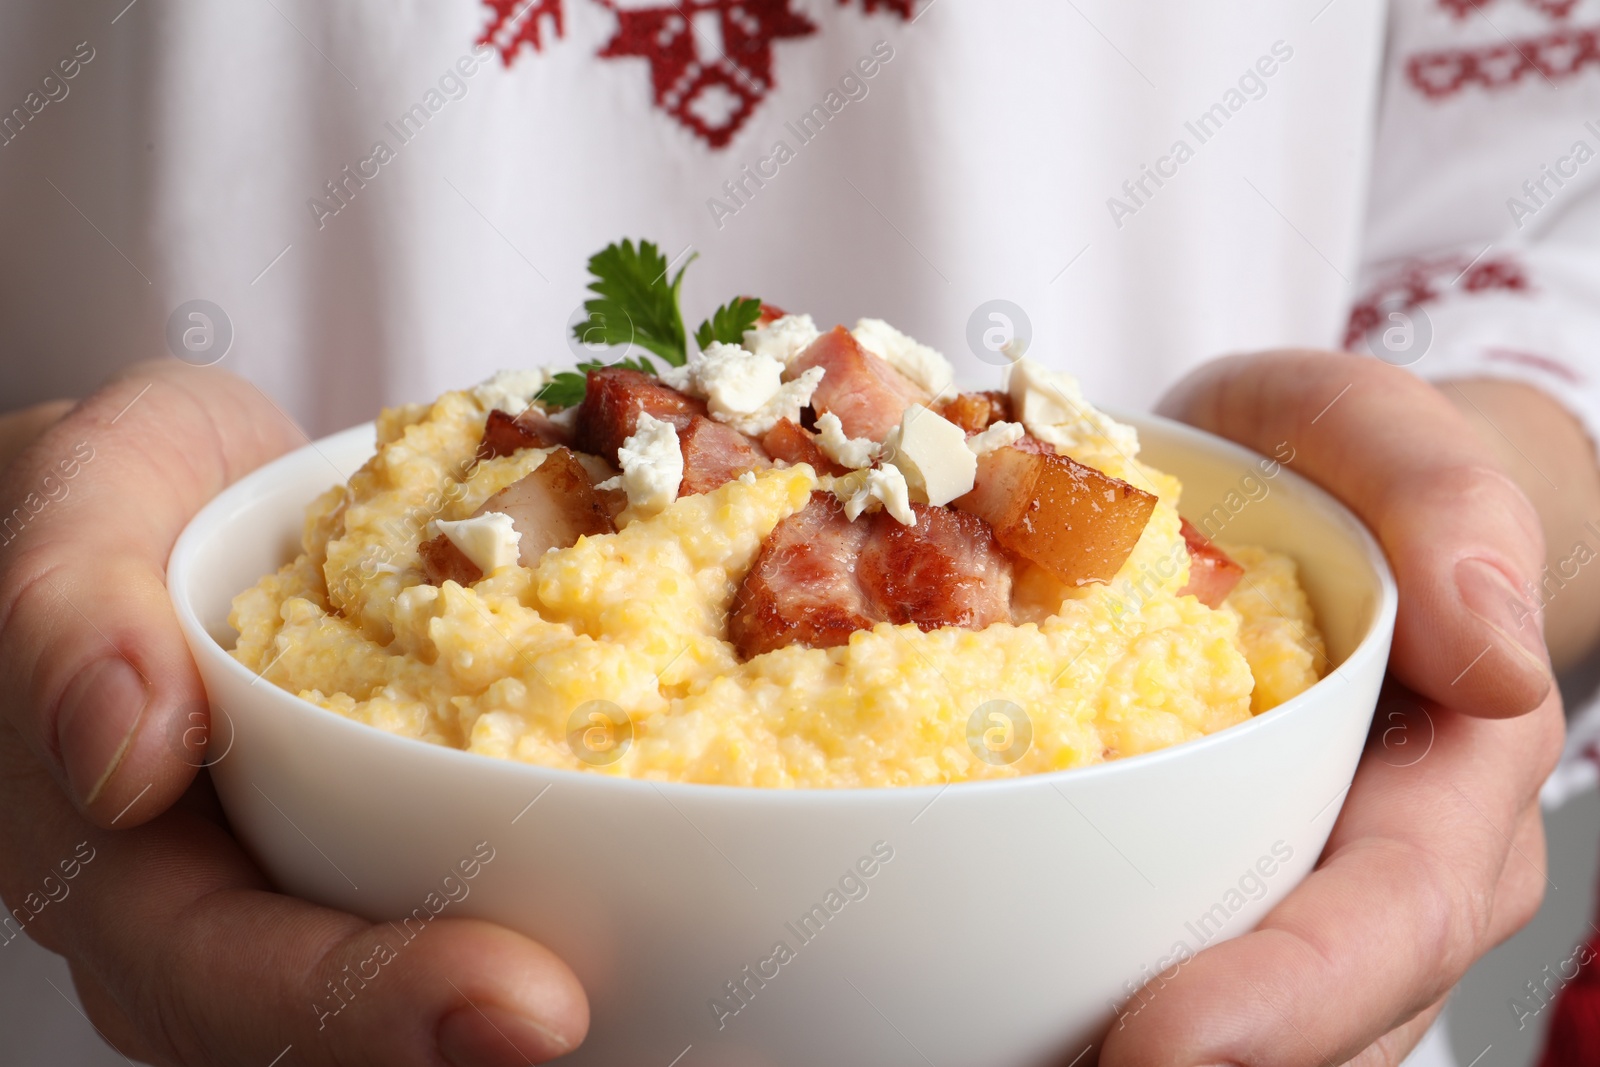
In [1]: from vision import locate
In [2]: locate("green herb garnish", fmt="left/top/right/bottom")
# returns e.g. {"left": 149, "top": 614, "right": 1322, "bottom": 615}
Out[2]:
{"left": 575, "top": 239, "right": 694, "bottom": 368}
{"left": 694, "top": 296, "right": 763, "bottom": 350}
{"left": 543, "top": 239, "right": 762, "bottom": 408}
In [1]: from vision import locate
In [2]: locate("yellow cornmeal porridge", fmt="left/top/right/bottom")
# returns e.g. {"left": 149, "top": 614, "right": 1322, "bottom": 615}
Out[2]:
{"left": 230, "top": 388, "right": 1325, "bottom": 788}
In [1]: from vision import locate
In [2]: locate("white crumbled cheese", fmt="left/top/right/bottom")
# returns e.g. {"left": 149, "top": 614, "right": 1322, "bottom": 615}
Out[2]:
{"left": 472, "top": 369, "right": 551, "bottom": 414}
{"left": 1006, "top": 358, "right": 1140, "bottom": 458}
{"left": 881, "top": 405, "right": 977, "bottom": 507}
{"left": 814, "top": 412, "right": 882, "bottom": 470}
{"left": 597, "top": 413, "right": 682, "bottom": 514}
{"left": 836, "top": 464, "right": 915, "bottom": 525}
{"left": 758, "top": 367, "right": 827, "bottom": 434}
{"left": 656, "top": 362, "right": 693, "bottom": 392}
{"left": 743, "top": 313, "right": 821, "bottom": 366}
{"left": 666, "top": 341, "right": 824, "bottom": 436}
{"left": 851, "top": 319, "right": 956, "bottom": 397}
{"left": 966, "top": 420, "right": 1025, "bottom": 456}
{"left": 703, "top": 342, "right": 782, "bottom": 413}
{"left": 430, "top": 512, "right": 522, "bottom": 574}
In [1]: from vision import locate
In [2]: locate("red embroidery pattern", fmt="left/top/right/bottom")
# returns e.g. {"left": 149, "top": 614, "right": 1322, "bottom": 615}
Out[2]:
{"left": 846, "top": 0, "right": 917, "bottom": 17}
{"left": 1343, "top": 253, "right": 1530, "bottom": 349}
{"left": 479, "top": 0, "right": 911, "bottom": 147}
{"left": 1438, "top": 0, "right": 1579, "bottom": 19}
{"left": 1484, "top": 346, "right": 1584, "bottom": 382}
{"left": 596, "top": 0, "right": 817, "bottom": 148}
{"left": 1407, "top": 24, "right": 1600, "bottom": 96}
{"left": 480, "top": 0, "right": 565, "bottom": 61}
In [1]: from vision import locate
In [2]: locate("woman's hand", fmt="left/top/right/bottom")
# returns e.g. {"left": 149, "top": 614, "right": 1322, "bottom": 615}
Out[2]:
{"left": 0, "top": 362, "right": 588, "bottom": 1067}
{"left": 1099, "top": 352, "right": 1566, "bottom": 1065}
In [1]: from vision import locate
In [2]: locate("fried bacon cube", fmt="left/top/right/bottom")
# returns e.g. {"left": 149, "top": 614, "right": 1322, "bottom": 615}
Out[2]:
{"left": 789, "top": 326, "right": 929, "bottom": 441}
{"left": 421, "top": 447, "right": 616, "bottom": 586}
{"left": 1176, "top": 517, "right": 1245, "bottom": 608}
{"left": 476, "top": 407, "right": 574, "bottom": 462}
{"left": 730, "top": 492, "right": 875, "bottom": 658}
{"left": 418, "top": 534, "right": 482, "bottom": 587}
{"left": 729, "top": 494, "right": 1014, "bottom": 659}
{"left": 937, "top": 391, "right": 1012, "bottom": 435}
{"left": 858, "top": 505, "right": 1013, "bottom": 632}
{"left": 761, "top": 418, "right": 847, "bottom": 475}
{"left": 953, "top": 445, "right": 1157, "bottom": 587}
{"left": 678, "top": 416, "right": 771, "bottom": 496}
{"left": 574, "top": 367, "right": 706, "bottom": 463}
{"left": 476, "top": 446, "right": 615, "bottom": 565}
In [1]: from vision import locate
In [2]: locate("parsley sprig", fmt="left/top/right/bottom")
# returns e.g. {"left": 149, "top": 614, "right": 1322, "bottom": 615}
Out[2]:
{"left": 578, "top": 239, "right": 694, "bottom": 367}
{"left": 695, "top": 296, "right": 763, "bottom": 350}
{"left": 536, "top": 239, "right": 764, "bottom": 408}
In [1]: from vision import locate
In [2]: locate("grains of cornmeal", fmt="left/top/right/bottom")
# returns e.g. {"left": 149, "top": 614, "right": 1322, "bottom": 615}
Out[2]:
{"left": 230, "top": 389, "right": 1327, "bottom": 788}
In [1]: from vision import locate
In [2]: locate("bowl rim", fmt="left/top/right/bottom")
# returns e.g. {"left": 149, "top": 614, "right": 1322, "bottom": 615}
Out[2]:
{"left": 167, "top": 410, "right": 1398, "bottom": 805}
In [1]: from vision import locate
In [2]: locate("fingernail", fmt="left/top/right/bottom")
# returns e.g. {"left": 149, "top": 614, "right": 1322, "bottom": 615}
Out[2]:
{"left": 1456, "top": 558, "right": 1553, "bottom": 680}
{"left": 437, "top": 1003, "right": 572, "bottom": 1067}
{"left": 56, "top": 657, "right": 148, "bottom": 806}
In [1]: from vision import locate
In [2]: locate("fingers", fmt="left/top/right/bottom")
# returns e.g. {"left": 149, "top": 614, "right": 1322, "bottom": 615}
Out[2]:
{"left": 0, "top": 725, "right": 589, "bottom": 1067}
{"left": 1318, "top": 805, "right": 1543, "bottom": 1067}
{"left": 1343, "top": 807, "right": 1544, "bottom": 1067}
{"left": 0, "top": 399, "right": 75, "bottom": 469}
{"left": 0, "top": 361, "right": 303, "bottom": 826}
{"left": 1100, "top": 687, "right": 1561, "bottom": 1067}
{"left": 1158, "top": 352, "right": 1552, "bottom": 718}
{"left": 1345, "top": 999, "right": 1446, "bottom": 1067}
{"left": 67, "top": 960, "right": 162, "bottom": 1065}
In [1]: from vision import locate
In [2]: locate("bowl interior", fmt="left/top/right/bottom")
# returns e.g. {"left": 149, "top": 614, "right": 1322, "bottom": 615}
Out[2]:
{"left": 1133, "top": 417, "right": 1381, "bottom": 667}
{"left": 183, "top": 424, "right": 375, "bottom": 650}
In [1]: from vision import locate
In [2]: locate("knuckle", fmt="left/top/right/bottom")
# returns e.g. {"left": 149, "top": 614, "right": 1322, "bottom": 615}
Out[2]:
{"left": 144, "top": 971, "right": 214, "bottom": 1067}
{"left": 0, "top": 544, "right": 75, "bottom": 716}
{"left": 0, "top": 538, "right": 71, "bottom": 615}
{"left": 1416, "top": 461, "right": 1544, "bottom": 554}
{"left": 1500, "top": 865, "right": 1547, "bottom": 938}
{"left": 1531, "top": 702, "right": 1567, "bottom": 786}
{"left": 1428, "top": 462, "right": 1526, "bottom": 512}
{"left": 1409, "top": 842, "right": 1496, "bottom": 982}
{"left": 67, "top": 964, "right": 173, "bottom": 1066}
{"left": 1499, "top": 809, "right": 1550, "bottom": 938}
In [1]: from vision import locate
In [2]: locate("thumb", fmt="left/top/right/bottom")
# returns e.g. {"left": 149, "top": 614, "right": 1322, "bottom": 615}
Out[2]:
{"left": 1158, "top": 351, "right": 1551, "bottom": 718}
{"left": 0, "top": 361, "right": 303, "bottom": 825}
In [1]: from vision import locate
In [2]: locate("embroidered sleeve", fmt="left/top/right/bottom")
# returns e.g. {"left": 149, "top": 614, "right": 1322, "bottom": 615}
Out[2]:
{"left": 1358, "top": 1, "right": 1600, "bottom": 807}
{"left": 1355, "top": 0, "right": 1600, "bottom": 441}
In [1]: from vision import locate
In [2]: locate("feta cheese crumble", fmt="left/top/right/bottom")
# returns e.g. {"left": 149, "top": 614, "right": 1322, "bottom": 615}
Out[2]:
{"left": 1007, "top": 358, "right": 1140, "bottom": 458}
{"left": 472, "top": 369, "right": 551, "bottom": 415}
{"left": 813, "top": 412, "right": 882, "bottom": 470}
{"left": 430, "top": 512, "right": 522, "bottom": 574}
{"left": 662, "top": 341, "right": 825, "bottom": 436}
{"left": 881, "top": 405, "right": 977, "bottom": 507}
{"left": 852, "top": 319, "right": 955, "bottom": 397}
{"left": 743, "top": 313, "right": 821, "bottom": 366}
{"left": 835, "top": 464, "right": 915, "bottom": 525}
{"left": 598, "top": 413, "right": 683, "bottom": 514}
{"left": 966, "top": 420, "right": 1025, "bottom": 456}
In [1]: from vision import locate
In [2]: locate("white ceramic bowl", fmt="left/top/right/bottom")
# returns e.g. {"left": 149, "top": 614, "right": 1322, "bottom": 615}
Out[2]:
{"left": 168, "top": 413, "right": 1396, "bottom": 1067}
